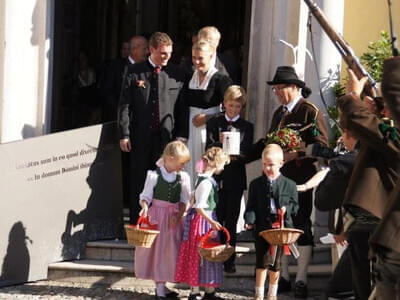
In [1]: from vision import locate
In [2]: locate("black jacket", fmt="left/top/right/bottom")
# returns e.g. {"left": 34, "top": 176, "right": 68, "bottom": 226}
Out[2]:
{"left": 244, "top": 174, "right": 299, "bottom": 232}
{"left": 206, "top": 114, "right": 254, "bottom": 191}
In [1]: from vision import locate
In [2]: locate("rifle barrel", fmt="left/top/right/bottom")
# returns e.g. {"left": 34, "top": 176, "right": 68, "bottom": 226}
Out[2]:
{"left": 303, "top": 0, "right": 377, "bottom": 97}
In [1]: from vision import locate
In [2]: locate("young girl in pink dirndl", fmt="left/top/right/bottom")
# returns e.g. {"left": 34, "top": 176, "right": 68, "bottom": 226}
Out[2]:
{"left": 134, "top": 141, "right": 191, "bottom": 299}
{"left": 175, "top": 147, "right": 230, "bottom": 300}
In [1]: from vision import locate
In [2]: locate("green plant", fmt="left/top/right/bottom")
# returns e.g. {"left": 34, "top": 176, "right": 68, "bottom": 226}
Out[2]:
{"left": 360, "top": 30, "right": 392, "bottom": 82}
{"left": 327, "top": 31, "right": 392, "bottom": 146}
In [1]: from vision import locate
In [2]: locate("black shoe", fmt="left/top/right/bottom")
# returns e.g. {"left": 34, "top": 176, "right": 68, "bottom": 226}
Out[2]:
{"left": 294, "top": 281, "right": 308, "bottom": 298}
{"left": 202, "top": 292, "right": 224, "bottom": 300}
{"left": 154, "top": 289, "right": 179, "bottom": 299}
{"left": 188, "top": 293, "right": 202, "bottom": 300}
{"left": 165, "top": 290, "right": 179, "bottom": 298}
{"left": 277, "top": 277, "right": 291, "bottom": 293}
{"left": 224, "top": 264, "right": 236, "bottom": 273}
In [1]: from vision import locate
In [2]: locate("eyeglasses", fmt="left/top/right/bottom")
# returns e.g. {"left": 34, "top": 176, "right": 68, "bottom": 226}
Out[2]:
{"left": 272, "top": 84, "right": 292, "bottom": 93}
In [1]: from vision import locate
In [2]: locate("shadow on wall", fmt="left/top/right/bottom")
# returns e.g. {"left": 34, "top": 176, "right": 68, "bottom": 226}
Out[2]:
{"left": 0, "top": 222, "right": 32, "bottom": 287}
{"left": 61, "top": 123, "right": 123, "bottom": 261}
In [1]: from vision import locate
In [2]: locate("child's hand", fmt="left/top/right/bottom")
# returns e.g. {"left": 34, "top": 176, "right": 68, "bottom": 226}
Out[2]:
{"left": 139, "top": 200, "right": 148, "bottom": 217}
{"left": 219, "top": 132, "right": 224, "bottom": 143}
{"left": 170, "top": 213, "right": 180, "bottom": 225}
{"left": 211, "top": 220, "right": 222, "bottom": 230}
{"left": 245, "top": 224, "right": 254, "bottom": 230}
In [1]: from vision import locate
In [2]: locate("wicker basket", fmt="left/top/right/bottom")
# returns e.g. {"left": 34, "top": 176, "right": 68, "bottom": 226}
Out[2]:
{"left": 125, "top": 216, "right": 159, "bottom": 248}
{"left": 198, "top": 227, "right": 235, "bottom": 262}
{"left": 259, "top": 228, "right": 304, "bottom": 246}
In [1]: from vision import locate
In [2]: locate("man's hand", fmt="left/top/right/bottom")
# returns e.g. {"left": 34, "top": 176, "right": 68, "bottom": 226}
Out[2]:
{"left": 120, "top": 138, "right": 131, "bottom": 152}
{"left": 192, "top": 114, "right": 207, "bottom": 127}
{"left": 346, "top": 69, "right": 368, "bottom": 98}
{"left": 284, "top": 150, "right": 298, "bottom": 162}
{"left": 363, "top": 96, "right": 378, "bottom": 114}
{"left": 245, "top": 224, "right": 254, "bottom": 230}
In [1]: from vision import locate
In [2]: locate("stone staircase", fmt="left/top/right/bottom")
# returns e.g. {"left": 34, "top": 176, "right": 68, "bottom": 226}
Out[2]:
{"left": 48, "top": 234, "right": 332, "bottom": 294}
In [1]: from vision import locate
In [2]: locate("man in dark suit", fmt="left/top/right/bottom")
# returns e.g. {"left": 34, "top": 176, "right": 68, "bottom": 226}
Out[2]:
{"left": 249, "top": 66, "right": 328, "bottom": 298}
{"left": 101, "top": 36, "right": 148, "bottom": 211}
{"left": 313, "top": 129, "right": 358, "bottom": 300}
{"left": 118, "top": 32, "right": 187, "bottom": 224}
{"left": 206, "top": 85, "right": 254, "bottom": 273}
{"left": 102, "top": 35, "right": 148, "bottom": 122}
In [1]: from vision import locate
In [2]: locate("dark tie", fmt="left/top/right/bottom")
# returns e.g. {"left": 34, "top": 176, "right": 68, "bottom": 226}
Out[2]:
{"left": 269, "top": 180, "right": 280, "bottom": 211}
{"left": 272, "top": 106, "right": 288, "bottom": 130}
{"left": 152, "top": 66, "right": 161, "bottom": 130}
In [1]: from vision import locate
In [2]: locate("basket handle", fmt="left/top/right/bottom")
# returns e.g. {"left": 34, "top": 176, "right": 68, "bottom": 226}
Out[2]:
{"left": 200, "top": 226, "right": 231, "bottom": 247}
{"left": 136, "top": 216, "right": 151, "bottom": 229}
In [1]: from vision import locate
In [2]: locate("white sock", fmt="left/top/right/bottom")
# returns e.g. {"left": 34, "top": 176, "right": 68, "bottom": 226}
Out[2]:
{"left": 255, "top": 286, "right": 265, "bottom": 298}
{"left": 268, "top": 283, "right": 278, "bottom": 296}
{"left": 280, "top": 254, "right": 290, "bottom": 281}
{"left": 205, "top": 286, "right": 215, "bottom": 294}
{"left": 190, "top": 286, "right": 200, "bottom": 294}
{"left": 295, "top": 245, "right": 312, "bottom": 283}
{"left": 156, "top": 282, "right": 166, "bottom": 297}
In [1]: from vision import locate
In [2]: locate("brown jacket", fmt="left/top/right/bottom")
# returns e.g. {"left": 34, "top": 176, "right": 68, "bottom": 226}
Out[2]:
{"left": 337, "top": 94, "right": 400, "bottom": 219}
{"left": 370, "top": 57, "right": 400, "bottom": 253}
{"left": 270, "top": 99, "right": 329, "bottom": 183}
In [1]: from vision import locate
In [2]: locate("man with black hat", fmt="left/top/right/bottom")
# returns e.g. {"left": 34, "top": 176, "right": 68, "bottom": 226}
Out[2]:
{"left": 248, "top": 66, "right": 328, "bottom": 298}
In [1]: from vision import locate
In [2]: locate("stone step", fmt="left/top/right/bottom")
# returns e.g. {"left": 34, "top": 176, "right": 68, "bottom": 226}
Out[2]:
{"left": 48, "top": 259, "right": 332, "bottom": 291}
{"left": 85, "top": 240, "right": 331, "bottom": 265}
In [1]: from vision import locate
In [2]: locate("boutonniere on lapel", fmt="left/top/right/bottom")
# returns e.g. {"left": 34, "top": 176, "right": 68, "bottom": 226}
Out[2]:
{"left": 136, "top": 80, "right": 146, "bottom": 89}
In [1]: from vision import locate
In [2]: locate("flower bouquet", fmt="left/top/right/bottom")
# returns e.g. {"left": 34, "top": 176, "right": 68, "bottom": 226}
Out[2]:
{"left": 266, "top": 127, "right": 302, "bottom": 151}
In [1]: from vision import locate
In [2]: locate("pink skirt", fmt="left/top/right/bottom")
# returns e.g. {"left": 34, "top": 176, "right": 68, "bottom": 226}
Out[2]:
{"left": 134, "top": 199, "right": 183, "bottom": 282}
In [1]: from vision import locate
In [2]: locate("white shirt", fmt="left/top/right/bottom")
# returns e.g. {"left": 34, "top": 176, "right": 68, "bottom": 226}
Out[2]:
{"left": 128, "top": 56, "right": 136, "bottom": 65}
{"left": 148, "top": 57, "right": 159, "bottom": 69}
{"left": 139, "top": 166, "right": 191, "bottom": 205}
{"left": 193, "top": 174, "right": 217, "bottom": 209}
{"left": 224, "top": 114, "right": 240, "bottom": 123}
{"left": 285, "top": 95, "right": 302, "bottom": 113}
{"left": 188, "top": 65, "right": 218, "bottom": 90}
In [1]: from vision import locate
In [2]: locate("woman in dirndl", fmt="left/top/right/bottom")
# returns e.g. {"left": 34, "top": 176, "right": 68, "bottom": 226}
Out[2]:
{"left": 181, "top": 40, "right": 232, "bottom": 186}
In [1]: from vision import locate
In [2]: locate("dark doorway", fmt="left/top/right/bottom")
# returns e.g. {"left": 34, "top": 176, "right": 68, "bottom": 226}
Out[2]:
{"left": 51, "top": 0, "right": 251, "bottom": 132}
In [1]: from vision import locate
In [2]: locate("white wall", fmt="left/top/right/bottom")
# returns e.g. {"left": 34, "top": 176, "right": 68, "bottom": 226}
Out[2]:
{"left": 0, "top": 0, "right": 53, "bottom": 144}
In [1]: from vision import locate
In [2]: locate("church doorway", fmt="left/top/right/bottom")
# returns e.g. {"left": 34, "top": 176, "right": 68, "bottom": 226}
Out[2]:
{"left": 51, "top": 0, "right": 251, "bottom": 132}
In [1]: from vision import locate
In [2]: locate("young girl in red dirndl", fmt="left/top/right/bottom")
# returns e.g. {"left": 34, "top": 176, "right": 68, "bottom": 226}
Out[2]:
{"left": 175, "top": 147, "right": 230, "bottom": 300}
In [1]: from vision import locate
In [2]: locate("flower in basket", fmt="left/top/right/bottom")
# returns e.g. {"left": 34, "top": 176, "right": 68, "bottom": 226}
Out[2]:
{"left": 266, "top": 127, "right": 302, "bottom": 151}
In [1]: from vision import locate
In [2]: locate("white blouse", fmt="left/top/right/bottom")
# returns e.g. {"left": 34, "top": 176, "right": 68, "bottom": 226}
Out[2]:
{"left": 139, "top": 166, "right": 191, "bottom": 205}
{"left": 193, "top": 174, "right": 217, "bottom": 209}
{"left": 188, "top": 65, "right": 218, "bottom": 90}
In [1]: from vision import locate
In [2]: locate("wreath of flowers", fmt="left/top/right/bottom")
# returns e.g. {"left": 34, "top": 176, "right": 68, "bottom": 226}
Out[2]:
{"left": 266, "top": 127, "right": 302, "bottom": 150}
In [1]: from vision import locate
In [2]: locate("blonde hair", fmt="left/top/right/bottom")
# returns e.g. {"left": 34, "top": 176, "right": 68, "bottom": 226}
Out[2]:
{"left": 202, "top": 147, "right": 230, "bottom": 170}
{"left": 162, "top": 141, "right": 190, "bottom": 163}
{"left": 262, "top": 144, "right": 284, "bottom": 161}
{"left": 223, "top": 85, "right": 248, "bottom": 106}
{"left": 198, "top": 26, "right": 221, "bottom": 50}
{"left": 192, "top": 39, "right": 215, "bottom": 54}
